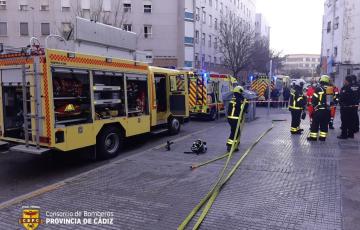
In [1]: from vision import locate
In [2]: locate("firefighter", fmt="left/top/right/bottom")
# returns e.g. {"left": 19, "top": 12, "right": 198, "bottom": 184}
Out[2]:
{"left": 327, "top": 83, "right": 339, "bottom": 129}
{"left": 289, "top": 80, "right": 306, "bottom": 134}
{"left": 350, "top": 75, "right": 360, "bottom": 133}
{"left": 338, "top": 75, "right": 358, "bottom": 139}
{"left": 306, "top": 82, "right": 316, "bottom": 126}
{"left": 307, "top": 75, "right": 331, "bottom": 141}
{"left": 226, "top": 86, "right": 247, "bottom": 152}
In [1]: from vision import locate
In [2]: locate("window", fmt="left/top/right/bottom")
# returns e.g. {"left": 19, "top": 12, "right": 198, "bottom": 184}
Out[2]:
{"left": 327, "top": 21, "right": 331, "bottom": 33}
{"left": 41, "top": 23, "right": 50, "bottom": 35}
{"left": 195, "top": 30, "right": 199, "bottom": 43}
{"left": 19, "top": 1, "right": 28, "bottom": 11}
{"left": 195, "top": 7, "right": 200, "bottom": 21}
{"left": 0, "top": 22, "right": 7, "bottom": 36}
{"left": 124, "top": 3, "right": 131, "bottom": 12}
{"left": 40, "top": 0, "right": 49, "bottom": 11}
{"left": 214, "top": 37, "right": 218, "bottom": 49}
{"left": 214, "top": 18, "right": 218, "bottom": 30}
{"left": 144, "top": 4, "right": 151, "bottom": 13}
{"left": 208, "top": 35, "right": 212, "bottom": 47}
{"left": 61, "top": 0, "right": 71, "bottom": 11}
{"left": 209, "top": 14, "right": 212, "bottom": 27}
{"left": 209, "top": 0, "right": 212, "bottom": 7}
{"left": 123, "top": 24, "right": 132, "bottom": 31}
{"left": 20, "top": 22, "right": 29, "bottom": 36}
{"left": 334, "top": 16, "right": 339, "bottom": 30}
{"left": 144, "top": 25, "right": 152, "bottom": 38}
{"left": 0, "top": 0, "right": 6, "bottom": 10}
{"left": 201, "top": 33, "right": 205, "bottom": 45}
{"left": 334, "top": 46, "right": 338, "bottom": 56}
{"left": 214, "top": 57, "right": 217, "bottom": 65}
{"left": 202, "top": 10, "right": 206, "bottom": 23}
{"left": 102, "top": 0, "right": 111, "bottom": 12}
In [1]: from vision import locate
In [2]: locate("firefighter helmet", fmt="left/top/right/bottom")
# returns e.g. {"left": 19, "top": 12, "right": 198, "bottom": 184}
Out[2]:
{"left": 320, "top": 75, "right": 330, "bottom": 84}
{"left": 191, "top": 139, "right": 207, "bottom": 154}
{"left": 233, "top": 86, "right": 244, "bottom": 94}
{"left": 294, "top": 79, "right": 306, "bottom": 87}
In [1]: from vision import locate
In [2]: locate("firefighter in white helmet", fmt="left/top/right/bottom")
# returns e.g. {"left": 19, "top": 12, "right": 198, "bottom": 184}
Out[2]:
{"left": 226, "top": 86, "right": 247, "bottom": 151}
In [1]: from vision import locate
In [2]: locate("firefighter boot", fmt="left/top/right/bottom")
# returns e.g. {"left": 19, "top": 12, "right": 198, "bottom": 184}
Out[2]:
{"left": 329, "top": 120, "right": 334, "bottom": 130}
{"left": 307, "top": 132, "right": 318, "bottom": 141}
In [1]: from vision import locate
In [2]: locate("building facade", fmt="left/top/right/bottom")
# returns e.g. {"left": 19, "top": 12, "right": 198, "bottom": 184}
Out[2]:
{"left": 0, "top": 0, "right": 256, "bottom": 72}
{"left": 193, "top": 0, "right": 256, "bottom": 73}
{"left": 282, "top": 54, "right": 320, "bottom": 78}
{"left": 321, "top": 0, "right": 360, "bottom": 86}
{"left": 255, "top": 13, "right": 270, "bottom": 43}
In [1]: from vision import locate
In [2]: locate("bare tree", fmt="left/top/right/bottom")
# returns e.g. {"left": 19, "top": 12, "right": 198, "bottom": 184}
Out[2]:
{"left": 218, "top": 14, "right": 255, "bottom": 77}
{"left": 251, "top": 39, "right": 271, "bottom": 74}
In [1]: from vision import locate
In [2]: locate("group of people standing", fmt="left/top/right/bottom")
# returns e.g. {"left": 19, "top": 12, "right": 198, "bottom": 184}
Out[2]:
{"left": 289, "top": 75, "right": 360, "bottom": 141}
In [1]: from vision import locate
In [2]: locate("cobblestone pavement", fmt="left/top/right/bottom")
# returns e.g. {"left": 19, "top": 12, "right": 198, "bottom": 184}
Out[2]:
{"left": 0, "top": 110, "right": 359, "bottom": 230}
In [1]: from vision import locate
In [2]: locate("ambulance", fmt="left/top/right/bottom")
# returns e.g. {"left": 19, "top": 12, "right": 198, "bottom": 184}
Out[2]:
{"left": 188, "top": 73, "right": 237, "bottom": 120}
{"left": 0, "top": 46, "right": 188, "bottom": 159}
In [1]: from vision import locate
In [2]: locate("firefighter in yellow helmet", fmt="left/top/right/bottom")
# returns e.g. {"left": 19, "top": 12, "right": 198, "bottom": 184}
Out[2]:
{"left": 226, "top": 86, "right": 247, "bottom": 151}
{"left": 307, "top": 75, "right": 331, "bottom": 141}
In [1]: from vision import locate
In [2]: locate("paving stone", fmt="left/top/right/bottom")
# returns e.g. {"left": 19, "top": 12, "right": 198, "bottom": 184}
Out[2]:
{"left": 0, "top": 110, "right": 358, "bottom": 229}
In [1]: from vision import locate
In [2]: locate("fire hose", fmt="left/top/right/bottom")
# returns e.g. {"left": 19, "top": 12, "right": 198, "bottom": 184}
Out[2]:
{"left": 178, "top": 100, "right": 281, "bottom": 230}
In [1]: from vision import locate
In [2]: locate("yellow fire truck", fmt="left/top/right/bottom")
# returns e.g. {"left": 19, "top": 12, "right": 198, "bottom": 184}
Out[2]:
{"left": 188, "top": 73, "right": 237, "bottom": 120}
{"left": 0, "top": 47, "right": 188, "bottom": 159}
{"left": 250, "top": 75, "right": 275, "bottom": 101}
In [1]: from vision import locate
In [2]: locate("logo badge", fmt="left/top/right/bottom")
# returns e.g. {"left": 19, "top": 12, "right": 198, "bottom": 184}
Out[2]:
{"left": 19, "top": 206, "right": 43, "bottom": 230}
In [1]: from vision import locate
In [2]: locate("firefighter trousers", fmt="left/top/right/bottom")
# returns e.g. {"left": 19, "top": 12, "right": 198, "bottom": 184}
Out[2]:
{"left": 330, "top": 105, "right": 336, "bottom": 125}
{"left": 290, "top": 110, "right": 302, "bottom": 133}
{"left": 340, "top": 107, "right": 355, "bottom": 137}
{"left": 310, "top": 109, "right": 330, "bottom": 140}
{"left": 353, "top": 107, "right": 359, "bottom": 133}
{"left": 227, "top": 118, "right": 241, "bottom": 148}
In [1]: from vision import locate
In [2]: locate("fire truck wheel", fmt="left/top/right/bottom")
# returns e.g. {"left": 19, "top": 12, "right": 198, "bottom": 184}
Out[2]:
{"left": 168, "top": 117, "right": 181, "bottom": 135}
{"left": 209, "top": 108, "right": 218, "bottom": 121}
{"left": 96, "top": 127, "right": 123, "bottom": 160}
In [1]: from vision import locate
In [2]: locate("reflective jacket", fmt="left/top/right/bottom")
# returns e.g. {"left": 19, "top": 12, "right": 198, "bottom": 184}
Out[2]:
{"left": 325, "top": 85, "right": 339, "bottom": 105}
{"left": 289, "top": 88, "right": 306, "bottom": 111}
{"left": 312, "top": 85, "right": 328, "bottom": 110}
{"left": 306, "top": 86, "right": 316, "bottom": 106}
{"left": 227, "top": 93, "right": 246, "bottom": 119}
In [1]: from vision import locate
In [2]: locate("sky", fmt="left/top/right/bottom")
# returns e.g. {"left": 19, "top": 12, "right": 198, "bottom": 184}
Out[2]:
{"left": 256, "top": 0, "right": 325, "bottom": 55}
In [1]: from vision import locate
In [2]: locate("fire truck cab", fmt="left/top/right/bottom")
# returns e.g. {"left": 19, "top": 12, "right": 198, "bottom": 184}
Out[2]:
{"left": 0, "top": 47, "right": 188, "bottom": 159}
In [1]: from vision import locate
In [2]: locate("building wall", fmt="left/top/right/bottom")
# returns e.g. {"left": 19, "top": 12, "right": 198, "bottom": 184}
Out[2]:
{"left": 193, "top": 0, "right": 256, "bottom": 73}
{"left": 0, "top": 0, "right": 257, "bottom": 73}
{"left": 283, "top": 54, "right": 320, "bottom": 73}
{"left": 255, "top": 13, "right": 270, "bottom": 42}
{"left": 321, "top": 0, "right": 360, "bottom": 86}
